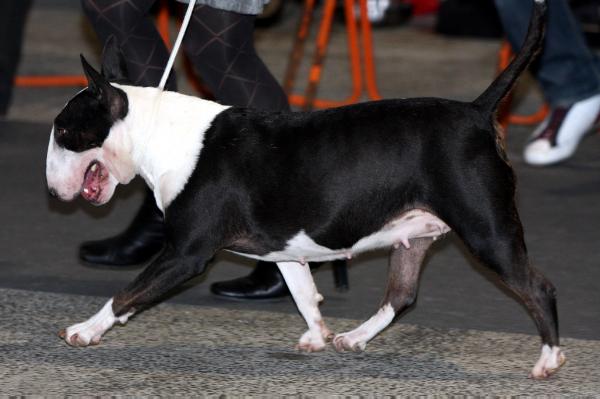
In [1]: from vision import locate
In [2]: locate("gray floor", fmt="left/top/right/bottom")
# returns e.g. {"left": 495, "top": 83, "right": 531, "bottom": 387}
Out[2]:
{"left": 2, "top": 288, "right": 600, "bottom": 396}
{"left": 1, "top": 0, "right": 599, "bottom": 395}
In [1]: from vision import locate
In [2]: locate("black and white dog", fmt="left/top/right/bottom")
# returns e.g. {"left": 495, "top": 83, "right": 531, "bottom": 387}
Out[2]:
{"left": 46, "top": 0, "right": 563, "bottom": 379}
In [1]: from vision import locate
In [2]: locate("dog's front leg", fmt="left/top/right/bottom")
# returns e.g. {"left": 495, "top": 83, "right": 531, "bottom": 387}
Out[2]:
{"left": 58, "top": 297, "right": 132, "bottom": 347}
{"left": 60, "top": 245, "right": 209, "bottom": 347}
{"left": 276, "top": 261, "right": 333, "bottom": 352}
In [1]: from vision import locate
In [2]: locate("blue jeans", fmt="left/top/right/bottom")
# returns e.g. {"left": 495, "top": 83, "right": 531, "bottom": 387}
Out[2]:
{"left": 494, "top": 0, "right": 600, "bottom": 106}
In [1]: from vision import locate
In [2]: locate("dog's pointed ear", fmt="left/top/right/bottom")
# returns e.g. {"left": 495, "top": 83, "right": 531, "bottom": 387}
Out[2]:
{"left": 100, "top": 36, "right": 129, "bottom": 83}
{"left": 81, "top": 54, "right": 128, "bottom": 120}
{"left": 81, "top": 54, "right": 106, "bottom": 95}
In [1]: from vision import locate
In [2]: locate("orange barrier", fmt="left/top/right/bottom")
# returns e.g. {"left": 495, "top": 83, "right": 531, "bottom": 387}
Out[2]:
{"left": 14, "top": 0, "right": 172, "bottom": 89}
{"left": 284, "top": 0, "right": 382, "bottom": 110}
{"left": 498, "top": 40, "right": 549, "bottom": 129}
{"left": 14, "top": 75, "right": 87, "bottom": 87}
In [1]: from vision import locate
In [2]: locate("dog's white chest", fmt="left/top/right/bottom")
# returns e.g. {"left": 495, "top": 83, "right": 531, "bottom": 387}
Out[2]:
{"left": 231, "top": 209, "right": 450, "bottom": 263}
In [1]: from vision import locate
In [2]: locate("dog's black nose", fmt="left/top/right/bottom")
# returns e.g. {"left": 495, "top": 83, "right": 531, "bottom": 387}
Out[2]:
{"left": 48, "top": 187, "right": 58, "bottom": 198}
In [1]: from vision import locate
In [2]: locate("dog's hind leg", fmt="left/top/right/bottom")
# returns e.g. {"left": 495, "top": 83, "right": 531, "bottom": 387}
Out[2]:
{"left": 277, "top": 261, "right": 333, "bottom": 352}
{"left": 60, "top": 244, "right": 210, "bottom": 347}
{"left": 333, "top": 238, "right": 433, "bottom": 352}
{"left": 442, "top": 197, "right": 564, "bottom": 379}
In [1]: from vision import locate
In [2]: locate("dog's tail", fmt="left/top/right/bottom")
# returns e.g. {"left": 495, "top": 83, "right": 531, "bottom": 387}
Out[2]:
{"left": 473, "top": 0, "right": 547, "bottom": 115}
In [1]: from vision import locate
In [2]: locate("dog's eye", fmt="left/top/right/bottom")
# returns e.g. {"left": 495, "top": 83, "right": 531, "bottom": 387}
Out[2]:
{"left": 56, "top": 127, "right": 67, "bottom": 136}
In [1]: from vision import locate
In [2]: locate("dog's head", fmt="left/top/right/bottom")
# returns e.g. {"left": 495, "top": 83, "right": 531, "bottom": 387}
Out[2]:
{"left": 46, "top": 37, "right": 135, "bottom": 205}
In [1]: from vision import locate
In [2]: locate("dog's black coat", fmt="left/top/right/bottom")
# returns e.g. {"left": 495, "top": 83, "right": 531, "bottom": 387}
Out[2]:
{"left": 169, "top": 100, "right": 508, "bottom": 257}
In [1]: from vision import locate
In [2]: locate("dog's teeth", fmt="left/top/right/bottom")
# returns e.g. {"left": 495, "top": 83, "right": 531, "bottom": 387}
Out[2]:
{"left": 83, "top": 188, "right": 89, "bottom": 194}
{"left": 91, "top": 164, "right": 98, "bottom": 172}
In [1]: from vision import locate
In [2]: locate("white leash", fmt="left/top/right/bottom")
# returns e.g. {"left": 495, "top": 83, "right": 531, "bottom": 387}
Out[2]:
{"left": 158, "top": 0, "right": 196, "bottom": 90}
{"left": 137, "top": 0, "right": 196, "bottom": 185}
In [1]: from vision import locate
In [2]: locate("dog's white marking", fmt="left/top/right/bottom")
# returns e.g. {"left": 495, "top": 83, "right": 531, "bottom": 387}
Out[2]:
{"left": 46, "top": 129, "right": 109, "bottom": 201}
{"left": 530, "top": 345, "right": 565, "bottom": 379}
{"left": 115, "top": 85, "right": 229, "bottom": 211}
{"left": 62, "top": 298, "right": 134, "bottom": 346}
{"left": 333, "top": 303, "right": 395, "bottom": 352}
{"left": 232, "top": 209, "right": 449, "bottom": 263}
{"left": 46, "top": 84, "right": 228, "bottom": 210}
{"left": 276, "top": 261, "right": 332, "bottom": 352}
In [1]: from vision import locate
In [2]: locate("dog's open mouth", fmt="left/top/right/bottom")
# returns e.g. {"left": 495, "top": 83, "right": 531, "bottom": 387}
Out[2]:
{"left": 81, "top": 160, "right": 108, "bottom": 203}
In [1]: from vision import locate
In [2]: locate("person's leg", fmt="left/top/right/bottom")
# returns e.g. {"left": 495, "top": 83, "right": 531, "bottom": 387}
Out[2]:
{"left": 495, "top": 0, "right": 600, "bottom": 165}
{"left": 182, "top": 4, "right": 289, "bottom": 111}
{"left": 81, "top": 0, "right": 176, "bottom": 89}
{"left": 182, "top": 5, "right": 294, "bottom": 298}
{"left": 0, "top": 0, "right": 32, "bottom": 116}
{"left": 78, "top": 0, "right": 173, "bottom": 266}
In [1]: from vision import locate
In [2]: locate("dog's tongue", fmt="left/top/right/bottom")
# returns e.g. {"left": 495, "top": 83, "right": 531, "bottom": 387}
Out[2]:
{"left": 82, "top": 162, "right": 101, "bottom": 202}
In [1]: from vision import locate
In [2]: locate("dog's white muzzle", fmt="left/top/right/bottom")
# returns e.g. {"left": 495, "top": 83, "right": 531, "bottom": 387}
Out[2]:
{"left": 46, "top": 129, "right": 117, "bottom": 204}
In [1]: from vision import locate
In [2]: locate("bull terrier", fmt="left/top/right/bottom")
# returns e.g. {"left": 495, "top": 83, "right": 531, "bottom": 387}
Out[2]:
{"left": 46, "top": 0, "right": 564, "bottom": 379}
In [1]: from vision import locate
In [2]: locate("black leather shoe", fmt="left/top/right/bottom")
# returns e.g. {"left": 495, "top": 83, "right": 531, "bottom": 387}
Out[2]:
{"left": 210, "top": 261, "right": 289, "bottom": 299}
{"left": 210, "top": 260, "right": 350, "bottom": 300}
{"left": 79, "top": 188, "right": 166, "bottom": 266}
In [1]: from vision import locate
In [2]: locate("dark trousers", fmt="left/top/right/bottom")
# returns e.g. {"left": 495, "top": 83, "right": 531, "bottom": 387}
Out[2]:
{"left": 495, "top": 0, "right": 600, "bottom": 106}
{"left": 0, "top": 0, "right": 32, "bottom": 115}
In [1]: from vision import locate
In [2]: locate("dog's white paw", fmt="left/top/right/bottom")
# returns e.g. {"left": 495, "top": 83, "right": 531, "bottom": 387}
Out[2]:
{"left": 59, "top": 299, "right": 131, "bottom": 347}
{"left": 529, "top": 345, "right": 566, "bottom": 379}
{"left": 295, "top": 324, "right": 334, "bottom": 353}
{"left": 332, "top": 331, "right": 368, "bottom": 352}
{"left": 59, "top": 324, "right": 105, "bottom": 347}
{"left": 333, "top": 304, "right": 395, "bottom": 353}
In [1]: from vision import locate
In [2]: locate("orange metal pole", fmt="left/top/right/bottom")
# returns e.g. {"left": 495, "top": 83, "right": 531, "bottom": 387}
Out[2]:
{"left": 287, "top": 0, "right": 383, "bottom": 109}
{"left": 508, "top": 103, "right": 550, "bottom": 125}
{"left": 283, "top": 0, "right": 316, "bottom": 94}
{"left": 291, "top": 0, "right": 365, "bottom": 108}
{"left": 14, "top": 75, "right": 87, "bottom": 87}
{"left": 301, "top": 0, "right": 338, "bottom": 110}
{"left": 157, "top": 0, "right": 171, "bottom": 48}
{"left": 15, "top": 0, "right": 172, "bottom": 89}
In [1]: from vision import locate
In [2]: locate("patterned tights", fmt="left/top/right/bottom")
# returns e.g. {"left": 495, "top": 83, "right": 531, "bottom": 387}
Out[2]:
{"left": 81, "top": 0, "right": 289, "bottom": 111}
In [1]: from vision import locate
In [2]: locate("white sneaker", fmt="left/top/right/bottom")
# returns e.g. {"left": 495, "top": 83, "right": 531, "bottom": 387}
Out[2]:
{"left": 523, "top": 93, "right": 600, "bottom": 166}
